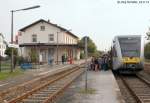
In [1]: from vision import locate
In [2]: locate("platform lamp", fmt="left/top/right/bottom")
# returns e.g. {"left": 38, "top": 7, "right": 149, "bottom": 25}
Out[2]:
{"left": 10, "top": 5, "right": 40, "bottom": 72}
{"left": 84, "top": 36, "right": 88, "bottom": 91}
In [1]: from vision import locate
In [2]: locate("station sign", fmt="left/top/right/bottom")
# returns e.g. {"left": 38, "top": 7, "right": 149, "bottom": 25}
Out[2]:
{"left": 8, "top": 44, "right": 19, "bottom": 48}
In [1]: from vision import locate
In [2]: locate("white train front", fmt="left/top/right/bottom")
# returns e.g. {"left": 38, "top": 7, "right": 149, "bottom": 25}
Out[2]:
{"left": 111, "top": 35, "right": 144, "bottom": 73}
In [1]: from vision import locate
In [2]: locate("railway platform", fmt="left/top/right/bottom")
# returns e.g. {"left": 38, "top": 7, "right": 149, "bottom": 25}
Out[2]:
{"left": 57, "top": 70, "right": 125, "bottom": 103}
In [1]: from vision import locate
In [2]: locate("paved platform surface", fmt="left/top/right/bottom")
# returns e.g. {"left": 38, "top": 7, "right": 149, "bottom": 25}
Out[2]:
{"left": 57, "top": 70, "right": 125, "bottom": 103}
{"left": 0, "top": 60, "right": 85, "bottom": 91}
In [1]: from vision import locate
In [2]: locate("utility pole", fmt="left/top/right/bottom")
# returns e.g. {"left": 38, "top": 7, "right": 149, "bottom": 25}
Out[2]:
{"left": 85, "top": 36, "right": 88, "bottom": 91}
{"left": 11, "top": 10, "right": 14, "bottom": 72}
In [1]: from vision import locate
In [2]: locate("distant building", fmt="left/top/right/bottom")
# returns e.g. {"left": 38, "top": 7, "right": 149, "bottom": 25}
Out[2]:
{"left": 0, "top": 33, "right": 7, "bottom": 57}
{"left": 18, "top": 19, "right": 80, "bottom": 64}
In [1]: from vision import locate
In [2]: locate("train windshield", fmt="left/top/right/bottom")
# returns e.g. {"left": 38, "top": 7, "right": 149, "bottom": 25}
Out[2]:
{"left": 118, "top": 37, "right": 141, "bottom": 57}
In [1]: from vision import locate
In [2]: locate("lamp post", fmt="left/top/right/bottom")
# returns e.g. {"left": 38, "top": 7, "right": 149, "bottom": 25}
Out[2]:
{"left": 56, "top": 29, "right": 71, "bottom": 65}
{"left": 85, "top": 36, "right": 88, "bottom": 91}
{"left": 56, "top": 32, "right": 59, "bottom": 65}
{"left": 10, "top": 5, "right": 40, "bottom": 72}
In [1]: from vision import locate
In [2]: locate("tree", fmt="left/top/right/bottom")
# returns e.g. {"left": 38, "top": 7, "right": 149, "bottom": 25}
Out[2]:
{"left": 5, "top": 47, "right": 18, "bottom": 57}
{"left": 94, "top": 50, "right": 104, "bottom": 57}
{"left": 28, "top": 49, "right": 38, "bottom": 63}
{"left": 145, "top": 28, "right": 150, "bottom": 59}
{"left": 5, "top": 47, "right": 18, "bottom": 72}
{"left": 144, "top": 42, "right": 150, "bottom": 59}
{"left": 78, "top": 36, "right": 97, "bottom": 57}
{"left": 146, "top": 28, "right": 150, "bottom": 40}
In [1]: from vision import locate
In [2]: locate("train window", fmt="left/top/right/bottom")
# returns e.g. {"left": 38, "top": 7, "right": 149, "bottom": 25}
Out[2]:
{"left": 118, "top": 37, "right": 141, "bottom": 57}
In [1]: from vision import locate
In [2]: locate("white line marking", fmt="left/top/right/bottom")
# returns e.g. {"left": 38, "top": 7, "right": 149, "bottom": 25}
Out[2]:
{"left": 0, "top": 82, "right": 9, "bottom": 87}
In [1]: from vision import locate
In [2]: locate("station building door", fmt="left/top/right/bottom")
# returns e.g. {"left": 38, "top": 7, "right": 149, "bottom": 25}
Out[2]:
{"left": 48, "top": 48, "right": 54, "bottom": 61}
{"left": 40, "top": 50, "right": 47, "bottom": 63}
{"left": 67, "top": 49, "right": 73, "bottom": 59}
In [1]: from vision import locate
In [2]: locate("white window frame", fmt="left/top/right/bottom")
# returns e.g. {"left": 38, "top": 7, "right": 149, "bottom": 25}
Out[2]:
{"left": 49, "top": 34, "right": 54, "bottom": 41}
{"left": 40, "top": 26, "right": 45, "bottom": 31}
{"left": 32, "top": 34, "right": 37, "bottom": 42}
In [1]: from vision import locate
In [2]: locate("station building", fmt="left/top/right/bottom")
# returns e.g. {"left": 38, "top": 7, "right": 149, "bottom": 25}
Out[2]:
{"left": 0, "top": 33, "right": 7, "bottom": 57}
{"left": 18, "top": 19, "right": 80, "bottom": 64}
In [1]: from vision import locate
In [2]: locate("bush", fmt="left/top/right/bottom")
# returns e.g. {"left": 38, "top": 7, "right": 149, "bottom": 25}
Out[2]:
{"left": 144, "top": 42, "right": 150, "bottom": 59}
{"left": 17, "top": 56, "right": 25, "bottom": 65}
{"left": 28, "top": 50, "right": 38, "bottom": 63}
{"left": 80, "top": 52, "right": 85, "bottom": 59}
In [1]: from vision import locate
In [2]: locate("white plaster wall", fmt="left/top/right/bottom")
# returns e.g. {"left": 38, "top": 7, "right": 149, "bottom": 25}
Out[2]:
{"left": 18, "top": 22, "right": 63, "bottom": 44}
{"left": 0, "top": 36, "right": 7, "bottom": 57}
{"left": 62, "top": 32, "right": 78, "bottom": 44}
{"left": 18, "top": 21, "right": 78, "bottom": 45}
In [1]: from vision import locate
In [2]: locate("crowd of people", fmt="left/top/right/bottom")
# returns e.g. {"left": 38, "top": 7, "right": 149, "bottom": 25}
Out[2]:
{"left": 89, "top": 55, "right": 110, "bottom": 71}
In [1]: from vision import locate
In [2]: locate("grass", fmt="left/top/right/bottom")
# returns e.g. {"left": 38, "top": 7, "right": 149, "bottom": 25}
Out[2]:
{"left": 79, "top": 88, "right": 96, "bottom": 94}
{"left": 145, "top": 59, "right": 150, "bottom": 63}
{"left": 0, "top": 68, "right": 24, "bottom": 80}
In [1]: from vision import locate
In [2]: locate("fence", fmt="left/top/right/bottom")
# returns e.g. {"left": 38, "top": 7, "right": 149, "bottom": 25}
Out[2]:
{"left": 0, "top": 57, "right": 11, "bottom": 72}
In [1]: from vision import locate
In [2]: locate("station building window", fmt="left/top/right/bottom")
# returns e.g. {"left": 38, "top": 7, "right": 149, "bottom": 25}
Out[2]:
{"left": 49, "top": 34, "right": 54, "bottom": 41}
{"left": 32, "top": 34, "right": 37, "bottom": 42}
{"left": 40, "top": 26, "right": 45, "bottom": 31}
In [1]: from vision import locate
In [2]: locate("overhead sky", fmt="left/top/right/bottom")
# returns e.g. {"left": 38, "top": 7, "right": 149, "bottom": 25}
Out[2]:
{"left": 0, "top": 0, "right": 150, "bottom": 51}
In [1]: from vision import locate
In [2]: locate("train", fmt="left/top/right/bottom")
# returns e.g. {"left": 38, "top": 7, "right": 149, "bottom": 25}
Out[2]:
{"left": 111, "top": 35, "right": 144, "bottom": 73}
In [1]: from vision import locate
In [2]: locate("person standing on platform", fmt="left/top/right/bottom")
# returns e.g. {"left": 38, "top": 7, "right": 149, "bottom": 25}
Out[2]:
{"left": 62, "top": 54, "right": 65, "bottom": 64}
{"left": 103, "top": 56, "right": 108, "bottom": 71}
{"left": 101, "top": 56, "right": 104, "bottom": 70}
{"left": 90, "top": 57, "right": 95, "bottom": 71}
{"left": 39, "top": 54, "right": 42, "bottom": 65}
{"left": 94, "top": 58, "right": 99, "bottom": 71}
{"left": 98, "top": 57, "right": 102, "bottom": 71}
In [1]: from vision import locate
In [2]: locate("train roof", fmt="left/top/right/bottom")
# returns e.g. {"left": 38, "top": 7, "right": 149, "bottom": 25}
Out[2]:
{"left": 114, "top": 35, "right": 141, "bottom": 39}
{"left": 112, "top": 35, "right": 142, "bottom": 45}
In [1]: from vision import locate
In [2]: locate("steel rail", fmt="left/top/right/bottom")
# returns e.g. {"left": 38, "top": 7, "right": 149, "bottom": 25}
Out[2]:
{"left": 0, "top": 65, "right": 82, "bottom": 102}
{"left": 43, "top": 69, "right": 83, "bottom": 103}
{"left": 136, "top": 74, "right": 150, "bottom": 87}
{"left": 7, "top": 67, "right": 82, "bottom": 103}
{"left": 120, "top": 76, "right": 142, "bottom": 103}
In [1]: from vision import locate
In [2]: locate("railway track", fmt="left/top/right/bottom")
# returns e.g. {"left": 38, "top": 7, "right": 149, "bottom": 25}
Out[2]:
{"left": 120, "top": 74, "right": 150, "bottom": 103}
{"left": 115, "top": 75, "right": 137, "bottom": 103}
{"left": 1, "top": 65, "right": 84, "bottom": 103}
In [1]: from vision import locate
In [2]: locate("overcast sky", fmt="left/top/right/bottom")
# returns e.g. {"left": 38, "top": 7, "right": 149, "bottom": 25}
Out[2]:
{"left": 0, "top": 0, "right": 150, "bottom": 51}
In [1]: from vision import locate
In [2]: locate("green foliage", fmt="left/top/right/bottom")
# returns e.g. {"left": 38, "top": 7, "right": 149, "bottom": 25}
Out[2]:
{"left": 29, "top": 49, "right": 38, "bottom": 63}
{"left": 92, "top": 51, "right": 102, "bottom": 57}
{"left": 145, "top": 59, "right": 150, "bottom": 62}
{"left": 78, "top": 36, "right": 97, "bottom": 56}
{"left": 5, "top": 47, "right": 18, "bottom": 57}
{"left": 144, "top": 42, "right": 150, "bottom": 59}
{"left": 0, "top": 68, "right": 24, "bottom": 80}
{"left": 17, "top": 56, "right": 25, "bottom": 65}
{"left": 146, "top": 31, "right": 150, "bottom": 40}
{"left": 80, "top": 52, "right": 85, "bottom": 59}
